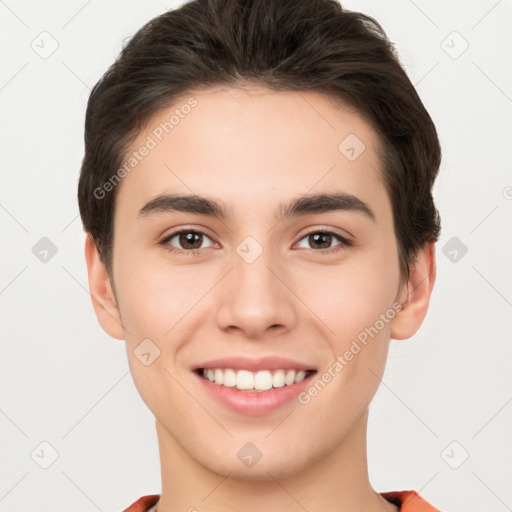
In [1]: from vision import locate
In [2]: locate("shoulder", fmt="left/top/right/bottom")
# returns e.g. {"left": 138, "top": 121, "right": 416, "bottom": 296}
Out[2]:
{"left": 124, "top": 491, "right": 441, "bottom": 512}
{"left": 122, "top": 494, "right": 160, "bottom": 512}
{"left": 380, "top": 490, "right": 441, "bottom": 511}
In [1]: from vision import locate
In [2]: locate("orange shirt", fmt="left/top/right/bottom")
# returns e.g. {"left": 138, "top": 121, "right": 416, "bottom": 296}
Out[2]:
{"left": 123, "top": 490, "right": 440, "bottom": 511}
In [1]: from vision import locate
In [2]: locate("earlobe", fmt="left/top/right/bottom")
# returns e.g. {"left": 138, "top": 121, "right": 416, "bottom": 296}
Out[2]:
{"left": 84, "top": 234, "right": 125, "bottom": 340}
{"left": 390, "top": 242, "right": 437, "bottom": 340}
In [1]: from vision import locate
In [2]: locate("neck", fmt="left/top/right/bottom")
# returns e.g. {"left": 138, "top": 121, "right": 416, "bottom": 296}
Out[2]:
{"left": 153, "top": 410, "right": 397, "bottom": 512}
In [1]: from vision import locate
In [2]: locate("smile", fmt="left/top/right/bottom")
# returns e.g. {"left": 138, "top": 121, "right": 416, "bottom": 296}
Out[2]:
{"left": 198, "top": 368, "right": 316, "bottom": 392}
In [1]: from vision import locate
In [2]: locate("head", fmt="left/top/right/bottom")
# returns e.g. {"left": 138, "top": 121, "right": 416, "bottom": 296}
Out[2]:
{"left": 78, "top": 0, "right": 440, "bottom": 480}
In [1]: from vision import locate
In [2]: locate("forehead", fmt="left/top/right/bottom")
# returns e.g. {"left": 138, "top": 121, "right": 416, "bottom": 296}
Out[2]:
{"left": 114, "top": 86, "right": 388, "bottom": 221}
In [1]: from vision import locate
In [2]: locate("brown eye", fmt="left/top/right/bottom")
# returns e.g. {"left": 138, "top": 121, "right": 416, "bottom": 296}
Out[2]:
{"left": 161, "top": 229, "right": 215, "bottom": 255}
{"left": 177, "top": 232, "right": 203, "bottom": 250}
{"left": 296, "top": 230, "right": 352, "bottom": 253}
{"left": 308, "top": 233, "right": 333, "bottom": 249}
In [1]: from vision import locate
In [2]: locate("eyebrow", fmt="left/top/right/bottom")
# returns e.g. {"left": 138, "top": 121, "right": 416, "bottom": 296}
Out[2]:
{"left": 138, "top": 192, "right": 376, "bottom": 222}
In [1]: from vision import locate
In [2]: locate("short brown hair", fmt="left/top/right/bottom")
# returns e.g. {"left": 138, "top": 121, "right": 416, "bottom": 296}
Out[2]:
{"left": 78, "top": 0, "right": 441, "bottom": 282}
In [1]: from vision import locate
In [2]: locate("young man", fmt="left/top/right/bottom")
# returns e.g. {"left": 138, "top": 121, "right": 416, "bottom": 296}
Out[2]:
{"left": 78, "top": 0, "right": 442, "bottom": 510}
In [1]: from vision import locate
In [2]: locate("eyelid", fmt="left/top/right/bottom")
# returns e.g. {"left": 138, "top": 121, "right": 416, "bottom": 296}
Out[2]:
{"left": 298, "top": 225, "right": 353, "bottom": 241}
{"left": 159, "top": 223, "right": 215, "bottom": 239}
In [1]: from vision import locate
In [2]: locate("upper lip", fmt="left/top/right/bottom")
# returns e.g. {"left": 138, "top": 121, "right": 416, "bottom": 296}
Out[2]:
{"left": 194, "top": 356, "right": 317, "bottom": 372}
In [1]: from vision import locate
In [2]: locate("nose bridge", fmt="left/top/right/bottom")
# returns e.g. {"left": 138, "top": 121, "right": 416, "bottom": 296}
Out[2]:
{"left": 236, "top": 238, "right": 279, "bottom": 295}
{"left": 216, "top": 234, "right": 296, "bottom": 336}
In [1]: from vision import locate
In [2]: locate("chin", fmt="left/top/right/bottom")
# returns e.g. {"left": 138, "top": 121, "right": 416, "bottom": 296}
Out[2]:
{"left": 193, "top": 446, "right": 312, "bottom": 482}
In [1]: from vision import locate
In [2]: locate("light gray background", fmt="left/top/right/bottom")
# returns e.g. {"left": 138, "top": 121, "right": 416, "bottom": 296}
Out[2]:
{"left": 1, "top": 1, "right": 511, "bottom": 511}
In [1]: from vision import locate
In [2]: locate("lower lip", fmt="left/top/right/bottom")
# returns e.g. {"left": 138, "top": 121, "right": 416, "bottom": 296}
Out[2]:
{"left": 194, "top": 371, "right": 316, "bottom": 416}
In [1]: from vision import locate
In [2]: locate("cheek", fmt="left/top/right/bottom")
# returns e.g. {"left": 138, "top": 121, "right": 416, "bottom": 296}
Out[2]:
{"left": 307, "top": 250, "right": 400, "bottom": 341}
{"left": 300, "top": 244, "right": 400, "bottom": 410}
{"left": 300, "top": 270, "right": 397, "bottom": 427}
{"left": 114, "top": 251, "right": 209, "bottom": 339}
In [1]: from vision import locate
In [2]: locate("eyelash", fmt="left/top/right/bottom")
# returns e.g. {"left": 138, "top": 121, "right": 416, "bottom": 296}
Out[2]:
{"left": 159, "top": 228, "right": 353, "bottom": 256}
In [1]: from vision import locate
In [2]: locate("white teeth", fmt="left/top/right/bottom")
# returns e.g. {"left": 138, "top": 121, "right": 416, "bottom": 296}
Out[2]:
{"left": 284, "top": 370, "right": 296, "bottom": 386}
{"left": 214, "top": 368, "right": 224, "bottom": 385}
{"left": 236, "top": 370, "right": 254, "bottom": 390}
{"left": 201, "top": 368, "right": 311, "bottom": 391}
{"left": 295, "top": 370, "right": 306, "bottom": 383}
{"left": 254, "top": 370, "right": 273, "bottom": 391}
{"left": 223, "top": 368, "right": 236, "bottom": 387}
{"left": 272, "top": 369, "right": 285, "bottom": 388}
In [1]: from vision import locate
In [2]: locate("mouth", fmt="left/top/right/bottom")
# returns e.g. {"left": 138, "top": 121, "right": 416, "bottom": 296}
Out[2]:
{"left": 194, "top": 367, "right": 317, "bottom": 392}
{"left": 192, "top": 356, "right": 318, "bottom": 415}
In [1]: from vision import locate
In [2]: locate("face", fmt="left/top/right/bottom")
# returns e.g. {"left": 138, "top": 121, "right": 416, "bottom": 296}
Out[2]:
{"left": 88, "top": 86, "right": 432, "bottom": 480}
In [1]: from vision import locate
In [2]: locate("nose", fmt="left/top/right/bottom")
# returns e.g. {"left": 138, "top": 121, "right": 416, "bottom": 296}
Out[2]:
{"left": 215, "top": 242, "right": 297, "bottom": 339}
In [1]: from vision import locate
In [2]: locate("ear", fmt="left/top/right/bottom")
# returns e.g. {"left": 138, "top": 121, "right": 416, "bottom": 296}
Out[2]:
{"left": 84, "top": 233, "right": 125, "bottom": 340}
{"left": 390, "top": 242, "right": 436, "bottom": 340}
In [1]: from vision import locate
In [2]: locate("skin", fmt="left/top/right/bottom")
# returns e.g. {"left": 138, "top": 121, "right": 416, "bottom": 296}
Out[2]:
{"left": 85, "top": 86, "right": 436, "bottom": 512}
